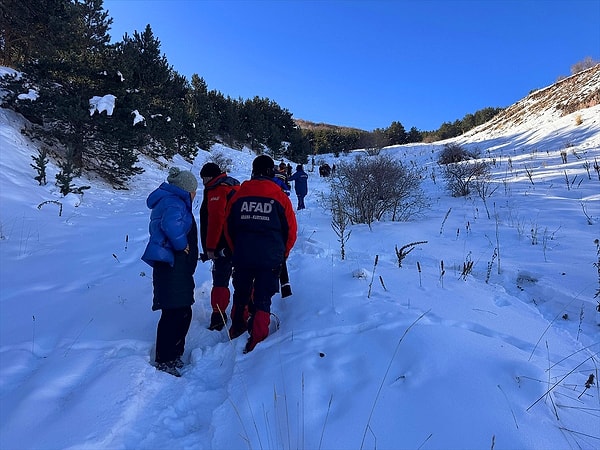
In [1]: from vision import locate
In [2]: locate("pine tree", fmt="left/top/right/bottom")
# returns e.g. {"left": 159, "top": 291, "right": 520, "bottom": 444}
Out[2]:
{"left": 406, "top": 126, "right": 422, "bottom": 143}
{"left": 187, "top": 74, "right": 218, "bottom": 150}
{"left": 30, "top": 148, "right": 49, "bottom": 185}
{"left": 15, "top": 0, "right": 114, "bottom": 167}
{"left": 55, "top": 148, "right": 76, "bottom": 196}
{"left": 113, "top": 25, "right": 196, "bottom": 160}
{"left": 386, "top": 121, "right": 407, "bottom": 145}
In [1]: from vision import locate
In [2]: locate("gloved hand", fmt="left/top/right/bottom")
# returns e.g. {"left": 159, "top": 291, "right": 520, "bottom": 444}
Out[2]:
{"left": 207, "top": 249, "right": 226, "bottom": 260}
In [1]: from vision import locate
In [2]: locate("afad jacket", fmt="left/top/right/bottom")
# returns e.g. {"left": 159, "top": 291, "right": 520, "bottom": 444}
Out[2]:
{"left": 199, "top": 173, "right": 240, "bottom": 254}
{"left": 225, "top": 177, "right": 297, "bottom": 269}
{"left": 141, "top": 182, "right": 199, "bottom": 268}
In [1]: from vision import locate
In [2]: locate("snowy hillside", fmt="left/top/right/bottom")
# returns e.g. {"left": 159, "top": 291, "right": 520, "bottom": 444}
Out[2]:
{"left": 1, "top": 71, "right": 599, "bottom": 449}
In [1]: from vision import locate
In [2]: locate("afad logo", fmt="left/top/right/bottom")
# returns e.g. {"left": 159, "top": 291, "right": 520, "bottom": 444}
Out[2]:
{"left": 240, "top": 200, "right": 274, "bottom": 214}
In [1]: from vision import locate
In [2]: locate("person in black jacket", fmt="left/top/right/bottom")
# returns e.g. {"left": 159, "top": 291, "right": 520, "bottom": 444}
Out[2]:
{"left": 224, "top": 155, "right": 298, "bottom": 353}
{"left": 141, "top": 167, "right": 199, "bottom": 377}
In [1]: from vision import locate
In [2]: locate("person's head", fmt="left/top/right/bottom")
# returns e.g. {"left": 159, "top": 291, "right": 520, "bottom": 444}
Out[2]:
{"left": 279, "top": 162, "right": 286, "bottom": 171}
{"left": 296, "top": 164, "right": 303, "bottom": 171}
{"left": 252, "top": 155, "right": 275, "bottom": 178}
{"left": 200, "top": 162, "right": 222, "bottom": 185}
{"left": 167, "top": 167, "right": 198, "bottom": 198}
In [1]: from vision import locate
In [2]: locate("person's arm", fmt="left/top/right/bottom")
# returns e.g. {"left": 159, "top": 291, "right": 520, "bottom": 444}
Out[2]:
{"left": 161, "top": 204, "right": 190, "bottom": 251}
{"left": 205, "top": 187, "right": 228, "bottom": 256}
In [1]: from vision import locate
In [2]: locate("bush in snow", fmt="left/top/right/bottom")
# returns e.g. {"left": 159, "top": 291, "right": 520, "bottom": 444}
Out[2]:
{"left": 437, "top": 143, "right": 478, "bottom": 165}
{"left": 328, "top": 154, "right": 428, "bottom": 227}
{"left": 438, "top": 143, "right": 489, "bottom": 197}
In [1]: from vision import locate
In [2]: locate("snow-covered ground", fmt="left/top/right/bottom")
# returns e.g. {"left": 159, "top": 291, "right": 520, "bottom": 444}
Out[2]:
{"left": 1, "top": 80, "right": 599, "bottom": 449}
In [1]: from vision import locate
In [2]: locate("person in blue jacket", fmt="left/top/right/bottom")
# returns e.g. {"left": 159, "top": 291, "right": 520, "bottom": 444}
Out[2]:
{"left": 142, "top": 167, "right": 199, "bottom": 377}
{"left": 288, "top": 164, "right": 309, "bottom": 210}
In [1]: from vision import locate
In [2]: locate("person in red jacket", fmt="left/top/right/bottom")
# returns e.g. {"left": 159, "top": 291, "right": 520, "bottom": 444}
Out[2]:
{"left": 199, "top": 162, "right": 240, "bottom": 331}
{"left": 225, "top": 155, "right": 297, "bottom": 353}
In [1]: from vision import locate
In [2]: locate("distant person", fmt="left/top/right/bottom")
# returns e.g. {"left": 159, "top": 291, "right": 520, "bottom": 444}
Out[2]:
{"left": 224, "top": 155, "right": 297, "bottom": 353}
{"left": 274, "top": 162, "right": 291, "bottom": 195}
{"left": 288, "top": 164, "right": 309, "bottom": 210}
{"left": 286, "top": 163, "right": 292, "bottom": 177}
{"left": 142, "top": 167, "right": 199, "bottom": 377}
{"left": 319, "top": 163, "right": 331, "bottom": 177}
{"left": 199, "top": 162, "right": 240, "bottom": 331}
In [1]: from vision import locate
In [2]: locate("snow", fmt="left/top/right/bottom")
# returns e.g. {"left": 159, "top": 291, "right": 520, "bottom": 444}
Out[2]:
{"left": 1, "top": 82, "right": 599, "bottom": 449}
{"left": 89, "top": 94, "right": 116, "bottom": 116}
{"left": 17, "top": 89, "right": 38, "bottom": 102}
{"left": 132, "top": 109, "right": 146, "bottom": 126}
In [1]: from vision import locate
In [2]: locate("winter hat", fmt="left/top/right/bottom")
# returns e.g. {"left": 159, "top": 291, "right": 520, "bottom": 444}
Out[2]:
{"left": 167, "top": 167, "right": 198, "bottom": 193}
{"left": 252, "top": 155, "right": 275, "bottom": 177}
{"left": 200, "top": 162, "right": 221, "bottom": 178}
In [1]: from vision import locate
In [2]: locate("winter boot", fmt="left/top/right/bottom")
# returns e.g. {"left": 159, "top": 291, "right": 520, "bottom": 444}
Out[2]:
{"left": 174, "top": 356, "right": 185, "bottom": 369}
{"left": 156, "top": 361, "right": 181, "bottom": 377}
{"left": 244, "top": 310, "right": 270, "bottom": 353}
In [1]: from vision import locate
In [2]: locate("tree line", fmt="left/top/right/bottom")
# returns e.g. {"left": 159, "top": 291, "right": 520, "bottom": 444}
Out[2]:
{"left": 0, "top": 0, "right": 503, "bottom": 186}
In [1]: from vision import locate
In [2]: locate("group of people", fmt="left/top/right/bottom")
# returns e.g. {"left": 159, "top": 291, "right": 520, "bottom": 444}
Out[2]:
{"left": 141, "top": 155, "right": 306, "bottom": 377}
{"left": 273, "top": 161, "right": 309, "bottom": 210}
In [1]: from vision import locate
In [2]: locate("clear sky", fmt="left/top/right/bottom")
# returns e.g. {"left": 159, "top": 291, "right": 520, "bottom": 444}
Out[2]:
{"left": 102, "top": 0, "right": 600, "bottom": 131}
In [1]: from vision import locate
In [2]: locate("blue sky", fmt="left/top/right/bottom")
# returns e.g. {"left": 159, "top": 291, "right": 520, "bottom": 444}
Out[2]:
{"left": 103, "top": 0, "right": 600, "bottom": 131}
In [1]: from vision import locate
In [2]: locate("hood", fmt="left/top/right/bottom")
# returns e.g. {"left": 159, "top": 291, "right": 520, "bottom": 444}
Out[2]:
{"left": 146, "top": 182, "right": 191, "bottom": 209}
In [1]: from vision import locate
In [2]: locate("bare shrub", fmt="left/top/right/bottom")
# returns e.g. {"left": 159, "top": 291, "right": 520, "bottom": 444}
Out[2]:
{"left": 437, "top": 143, "right": 479, "bottom": 165}
{"left": 331, "top": 195, "right": 351, "bottom": 260}
{"left": 473, "top": 178, "right": 498, "bottom": 219}
{"left": 442, "top": 160, "right": 490, "bottom": 197}
{"left": 438, "top": 143, "right": 490, "bottom": 197}
{"left": 329, "top": 155, "right": 428, "bottom": 227}
{"left": 570, "top": 56, "right": 598, "bottom": 75}
{"left": 205, "top": 151, "right": 233, "bottom": 173}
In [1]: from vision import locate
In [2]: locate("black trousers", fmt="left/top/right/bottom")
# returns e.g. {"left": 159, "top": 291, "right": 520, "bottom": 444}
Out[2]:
{"left": 212, "top": 254, "right": 233, "bottom": 287}
{"left": 155, "top": 306, "right": 192, "bottom": 363}
{"left": 231, "top": 265, "right": 280, "bottom": 314}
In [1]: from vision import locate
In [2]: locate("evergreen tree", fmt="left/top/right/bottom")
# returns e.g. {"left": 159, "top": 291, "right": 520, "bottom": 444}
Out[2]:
{"left": 0, "top": 0, "right": 76, "bottom": 67}
{"left": 55, "top": 147, "right": 77, "bottom": 196}
{"left": 407, "top": 126, "right": 422, "bottom": 143}
{"left": 211, "top": 93, "right": 244, "bottom": 148}
{"left": 187, "top": 74, "right": 218, "bottom": 150}
{"left": 30, "top": 148, "right": 49, "bottom": 185}
{"left": 386, "top": 121, "right": 407, "bottom": 145}
{"left": 13, "top": 0, "right": 115, "bottom": 169}
{"left": 113, "top": 25, "right": 196, "bottom": 161}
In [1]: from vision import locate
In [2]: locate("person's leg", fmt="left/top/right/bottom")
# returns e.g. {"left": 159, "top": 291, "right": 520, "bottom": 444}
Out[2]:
{"left": 173, "top": 306, "right": 192, "bottom": 359}
{"left": 229, "top": 267, "right": 253, "bottom": 339}
{"left": 245, "top": 266, "right": 279, "bottom": 352}
{"left": 209, "top": 255, "right": 233, "bottom": 330}
{"left": 156, "top": 308, "right": 182, "bottom": 364}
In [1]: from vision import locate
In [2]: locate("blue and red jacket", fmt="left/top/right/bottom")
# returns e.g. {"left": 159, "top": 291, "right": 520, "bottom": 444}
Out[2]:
{"left": 225, "top": 176, "right": 297, "bottom": 269}
{"left": 199, "top": 173, "right": 240, "bottom": 254}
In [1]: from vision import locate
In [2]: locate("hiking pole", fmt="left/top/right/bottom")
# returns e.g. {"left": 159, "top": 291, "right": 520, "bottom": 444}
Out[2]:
{"left": 280, "top": 260, "right": 292, "bottom": 298}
